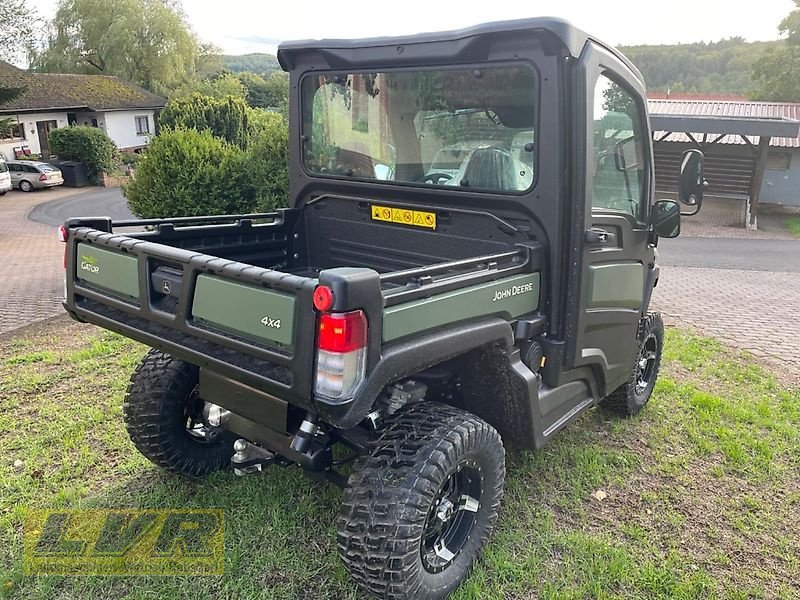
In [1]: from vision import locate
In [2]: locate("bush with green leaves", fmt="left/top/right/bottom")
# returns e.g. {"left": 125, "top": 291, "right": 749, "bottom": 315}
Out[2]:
{"left": 159, "top": 94, "right": 251, "bottom": 148}
{"left": 124, "top": 128, "right": 255, "bottom": 218}
{"left": 247, "top": 110, "right": 289, "bottom": 211}
{"left": 49, "top": 126, "right": 118, "bottom": 182}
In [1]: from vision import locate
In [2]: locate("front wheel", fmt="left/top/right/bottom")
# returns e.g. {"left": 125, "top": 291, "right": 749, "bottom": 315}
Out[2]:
{"left": 601, "top": 312, "right": 664, "bottom": 416}
{"left": 338, "top": 402, "right": 505, "bottom": 600}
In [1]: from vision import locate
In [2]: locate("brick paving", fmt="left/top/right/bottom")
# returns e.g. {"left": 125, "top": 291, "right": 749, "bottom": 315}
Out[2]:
{"left": 652, "top": 265, "right": 800, "bottom": 382}
{"left": 0, "top": 189, "right": 75, "bottom": 335}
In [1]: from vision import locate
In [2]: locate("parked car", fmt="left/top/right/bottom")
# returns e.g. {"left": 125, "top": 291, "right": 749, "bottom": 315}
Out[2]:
{"left": 6, "top": 160, "right": 64, "bottom": 192}
{"left": 0, "top": 159, "right": 11, "bottom": 195}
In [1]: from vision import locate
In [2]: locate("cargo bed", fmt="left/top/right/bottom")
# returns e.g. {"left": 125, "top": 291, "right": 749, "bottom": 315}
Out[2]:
{"left": 63, "top": 196, "right": 540, "bottom": 410}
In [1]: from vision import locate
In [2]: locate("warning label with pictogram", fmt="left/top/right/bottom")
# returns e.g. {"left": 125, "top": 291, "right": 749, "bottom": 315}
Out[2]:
{"left": 370, "top": 205, "right": 436, "bottom": 229}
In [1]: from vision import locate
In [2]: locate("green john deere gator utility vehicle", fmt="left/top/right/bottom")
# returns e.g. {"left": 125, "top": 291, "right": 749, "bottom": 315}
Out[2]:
{"left": 62, "top": 17, "right": 704, "bottom": 600}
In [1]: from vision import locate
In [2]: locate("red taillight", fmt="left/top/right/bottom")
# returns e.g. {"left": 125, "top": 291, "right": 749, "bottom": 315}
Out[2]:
{"left": 39, "top": 174, "right": 47, "bottom": 182}
{"left": 315, "top": 310, "right": 368, "bottom": 401}
{"left": 313, "top": 285, "right": 334, "bottom": 311}
{"left": 317, "top": 310, "right": 367, "bottom": 353}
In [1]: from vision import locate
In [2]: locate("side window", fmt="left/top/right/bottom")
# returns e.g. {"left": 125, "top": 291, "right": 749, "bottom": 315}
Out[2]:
{"left": 591, "top": 73, "right": 646, "bottom": 221}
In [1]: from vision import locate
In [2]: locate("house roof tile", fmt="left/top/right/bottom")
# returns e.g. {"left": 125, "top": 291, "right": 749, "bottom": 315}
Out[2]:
{"left": 0, "top": 62, "right": 166, "bottom": 113}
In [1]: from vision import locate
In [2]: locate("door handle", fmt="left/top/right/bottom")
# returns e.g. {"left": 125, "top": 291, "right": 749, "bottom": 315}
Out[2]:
{"left": 585, "top": 227, "right": 609, "bottom": 245}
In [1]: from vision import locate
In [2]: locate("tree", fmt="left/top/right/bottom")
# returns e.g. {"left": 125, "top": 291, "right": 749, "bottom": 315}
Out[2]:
{"left": 0, "top": 87, "right": 25, "bottom": 139}
{"left": 238, "top": 72, "right": 289, "bottom": 112}
{"left": 31, "top": 0, "right": 201, "bottom": 95}
{"left": 159, "top": 94, "right": 251, "bottom": 148}
{"left": 752, "top": 1, "right": 800, "bottom": 101}
{"left": 0, "top": 0, "right": 40, "bottom": 65}
{"left": 172, "top": 73, "right": 246, "bottom": 101}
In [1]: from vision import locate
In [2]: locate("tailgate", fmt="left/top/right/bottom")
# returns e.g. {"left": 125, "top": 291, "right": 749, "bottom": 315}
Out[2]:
{"left": 65, "top": 228, "right": 318, "bottom": 407}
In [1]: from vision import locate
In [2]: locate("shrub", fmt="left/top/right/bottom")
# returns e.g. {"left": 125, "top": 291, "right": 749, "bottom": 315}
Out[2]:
{"left": 124, "top": 128, "right": 255, "bottom": 218}
{"left": 248, "top": 110, "right": 289, "bottom": 211}
{"left": 159, "top": 94, "right": 251, "bottom": 148}
{"left": 49, "top": 126, "right": 117, "bottom": 182}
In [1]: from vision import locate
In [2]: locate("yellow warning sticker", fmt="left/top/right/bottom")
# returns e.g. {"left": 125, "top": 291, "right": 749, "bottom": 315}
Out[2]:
{"left": 371, "top": 205, "right": 436, "bottom": 229}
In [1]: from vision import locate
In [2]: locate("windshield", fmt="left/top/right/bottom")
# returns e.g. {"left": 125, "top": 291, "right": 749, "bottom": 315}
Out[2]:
{"left": 302, "top": 65, "right": 537, "bottom": 192}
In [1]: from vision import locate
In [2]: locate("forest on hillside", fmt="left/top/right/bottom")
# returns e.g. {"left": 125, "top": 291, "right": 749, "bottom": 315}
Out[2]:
{"left": 619, "top": 38, "right": 778, "bottom": 96}
{"left": 219, "top": 39, "right": 777, "bottom": 98}
{"left": 221, "top": 53, "right": 281, "bottom": 76}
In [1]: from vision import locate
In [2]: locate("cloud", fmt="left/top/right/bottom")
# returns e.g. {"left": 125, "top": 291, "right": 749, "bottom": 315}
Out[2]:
{"left": 231, "top": 35, "right": 284, "bottom": 46}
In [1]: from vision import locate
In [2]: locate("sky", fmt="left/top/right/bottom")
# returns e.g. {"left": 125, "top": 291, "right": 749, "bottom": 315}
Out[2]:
{"left": 29, "top": 0, "right": 798, "bottom": 56}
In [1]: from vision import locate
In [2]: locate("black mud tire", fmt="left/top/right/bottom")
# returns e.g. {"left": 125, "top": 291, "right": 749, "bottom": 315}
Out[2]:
{"left": 123, "top": 349, "right": 235, "bottom": 477}
{"left": 601, "top": 312, "right": 664, "bottom": 416}
{"left": 338, "top": 402, "right": 505, "bottom": 600}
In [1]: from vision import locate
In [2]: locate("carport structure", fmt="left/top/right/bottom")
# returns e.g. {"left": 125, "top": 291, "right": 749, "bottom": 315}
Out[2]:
{"left": 649, "top": 107, "right": 800, "bottom": 229}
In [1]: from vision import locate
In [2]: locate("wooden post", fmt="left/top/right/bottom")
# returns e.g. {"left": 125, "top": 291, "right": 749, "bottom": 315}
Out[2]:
{"left": 749, "top": 136, "right": 771, "bottom": 229}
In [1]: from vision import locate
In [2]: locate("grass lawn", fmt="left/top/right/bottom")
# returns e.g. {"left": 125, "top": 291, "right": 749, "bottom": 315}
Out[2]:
{"left": 784, "top": 216, "right": 800, "bottom": 239}
{"left": 1, "top": 316, "right": 798, "bottom": 600}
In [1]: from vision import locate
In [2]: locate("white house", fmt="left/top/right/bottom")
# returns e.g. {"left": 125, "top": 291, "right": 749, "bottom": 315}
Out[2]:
{"left": 0, "top": 61, "right": 165, "bottom": 161}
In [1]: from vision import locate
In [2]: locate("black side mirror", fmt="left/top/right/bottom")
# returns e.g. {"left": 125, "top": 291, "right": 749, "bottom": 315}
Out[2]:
{"left": 679, "top": 149, "right": 705, "bottom": 214}
{"left": 652, "top": 199, "right": 680, "bottom": 238}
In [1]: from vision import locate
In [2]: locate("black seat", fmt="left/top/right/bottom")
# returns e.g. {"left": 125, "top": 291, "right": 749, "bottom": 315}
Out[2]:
{"left": 460, "top": 147, "right": 517, "bottom": 190}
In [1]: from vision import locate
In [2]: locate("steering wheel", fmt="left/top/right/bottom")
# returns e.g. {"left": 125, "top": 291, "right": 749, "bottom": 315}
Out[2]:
{"left": 421, "top": 173, "right": 453, "bottom": 185}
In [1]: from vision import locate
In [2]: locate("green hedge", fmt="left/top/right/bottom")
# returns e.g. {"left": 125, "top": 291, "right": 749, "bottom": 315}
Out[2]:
{"left": 124, "top": 98, "right": 290, "bottom": 219}
{"left": 159, "top": 94, "right": 251, "bottom": 148}
{"left": 124, "top": 128, "right": 255, "bottom": 218}
{"left": 49, "top": 126, "right": 117, "bottom": 182}
{"left": 248, "top": 110, "right": 289, "bottom": 212}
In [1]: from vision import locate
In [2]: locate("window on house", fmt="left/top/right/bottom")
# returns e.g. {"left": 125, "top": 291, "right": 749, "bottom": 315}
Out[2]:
{"left": 135, "top": 116, "right": 150, "bottom": 135}
{"left": 1, "top": 122, "right": 26, "bottom": 141}
{"left": 766, "top": 150, "right": 791, "bottom": 171}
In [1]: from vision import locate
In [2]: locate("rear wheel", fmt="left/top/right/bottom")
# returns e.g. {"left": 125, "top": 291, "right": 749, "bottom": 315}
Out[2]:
{"left": 601, "top": 312, "right": 664, "bottom": 416}
{"left": 123, "top": 349, "right": 235, "bottom": 477}
{"left": 338, "top": 402, "right": 505, "bottom": 600}
{"left": 19, "top": 180, "right": 33, "bottom": 192}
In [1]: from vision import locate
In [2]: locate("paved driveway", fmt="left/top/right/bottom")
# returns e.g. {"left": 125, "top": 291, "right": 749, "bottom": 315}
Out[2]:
{"left": 0, "top": 189, "right": 76, "bottom": 335}
{"left": 653, "top": 237, "right": 800, "bottom": 382}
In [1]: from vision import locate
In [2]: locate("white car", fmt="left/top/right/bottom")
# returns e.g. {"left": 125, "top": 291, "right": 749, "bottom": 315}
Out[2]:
{"left": 0, "top": 159, "right": 11, "bottom": 195}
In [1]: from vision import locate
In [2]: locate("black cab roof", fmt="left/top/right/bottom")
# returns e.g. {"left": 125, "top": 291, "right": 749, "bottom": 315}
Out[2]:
{"left": 277, "top": 17, "right": 643, "bottom": 84}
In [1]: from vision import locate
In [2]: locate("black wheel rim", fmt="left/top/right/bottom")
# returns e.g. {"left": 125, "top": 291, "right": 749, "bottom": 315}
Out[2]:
{"left": 183, "top": 385, "right": 215, "bottom": 444}
{"left": 421, "top": 460, "right": 483, "bottom": 573}
{"left": 635, "top": 333, "right": 658, "bottom": 395}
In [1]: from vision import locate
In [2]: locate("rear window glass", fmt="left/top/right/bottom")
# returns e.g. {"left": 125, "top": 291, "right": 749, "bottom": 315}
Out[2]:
{"left": 0, "top": 162, "right": 7, "bottom": 173}
{"left": 39, "top": 164, "right": 56, "bottom": 172}
{"left": 302, "top": 65, "right": 538, "bottom": 193}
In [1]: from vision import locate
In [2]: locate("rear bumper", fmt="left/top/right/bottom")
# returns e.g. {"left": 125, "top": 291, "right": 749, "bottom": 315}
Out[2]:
{"left": 0, "top": 181, "right": 11, "bottom": 192}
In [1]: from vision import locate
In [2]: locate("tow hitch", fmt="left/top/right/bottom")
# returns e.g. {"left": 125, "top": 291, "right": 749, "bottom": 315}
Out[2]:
{"left": 231, "top": 439, "right": 283, "bottom": 475}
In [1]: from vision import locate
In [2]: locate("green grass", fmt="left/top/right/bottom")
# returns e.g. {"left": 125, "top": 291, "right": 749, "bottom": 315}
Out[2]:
{"left": 784, "top": 216, "right": 800, "bottom": 239}
{"left": 1, "top": 318, "right": 798, "bottom": 599}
